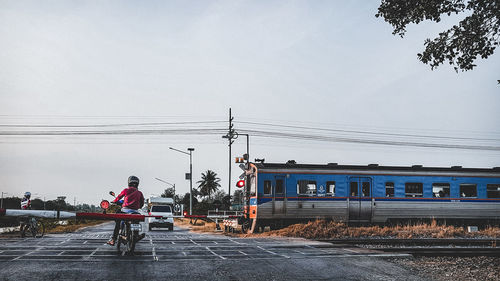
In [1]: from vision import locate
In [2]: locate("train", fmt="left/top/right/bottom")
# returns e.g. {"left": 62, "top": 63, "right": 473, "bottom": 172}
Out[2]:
{"left": 238, "top": 161, "right": 500, "bottom": 232}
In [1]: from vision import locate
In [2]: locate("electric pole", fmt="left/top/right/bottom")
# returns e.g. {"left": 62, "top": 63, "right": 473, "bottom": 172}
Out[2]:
{"left": 222, "top": 108, "right": 235, "bottom": 199}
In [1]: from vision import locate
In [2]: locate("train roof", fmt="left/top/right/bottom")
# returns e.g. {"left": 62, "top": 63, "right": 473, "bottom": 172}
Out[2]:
{"left": 252, "top": 162, "right": 500, "bottom": 175}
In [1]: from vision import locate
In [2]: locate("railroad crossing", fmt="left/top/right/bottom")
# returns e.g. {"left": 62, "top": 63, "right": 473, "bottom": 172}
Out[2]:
{"left": 0, "top": 222, "right": 427, "bottom": 281}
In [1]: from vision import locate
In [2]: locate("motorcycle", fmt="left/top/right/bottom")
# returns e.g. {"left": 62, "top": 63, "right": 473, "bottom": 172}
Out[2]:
{"left": 100, "top": 191, "right": 145, "bottom": 256}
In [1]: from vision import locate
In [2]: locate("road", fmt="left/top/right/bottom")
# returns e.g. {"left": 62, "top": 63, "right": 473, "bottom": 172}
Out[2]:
{"left": 0, "top": 222, "right": 428, "bottom": 280}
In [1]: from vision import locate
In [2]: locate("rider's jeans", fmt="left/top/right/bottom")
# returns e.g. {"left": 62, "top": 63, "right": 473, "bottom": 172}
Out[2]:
{"left": 112, "top": 209, "right": 139, "bottom": 241}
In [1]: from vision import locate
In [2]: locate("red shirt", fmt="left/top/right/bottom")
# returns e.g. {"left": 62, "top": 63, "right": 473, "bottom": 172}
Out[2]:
{"left": 113, "top": 187, "right": 144, "bottom": 210}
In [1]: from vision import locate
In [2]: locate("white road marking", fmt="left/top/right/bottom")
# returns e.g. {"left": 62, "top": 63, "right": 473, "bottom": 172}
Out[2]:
{"left": 229, "top": 239, "right": 244, "bottom": 245}
{"left": 343, "top": 248, "right": 360, "bottom": 253}
{"left": 205, "top": 246, "right": 226, "bottom": 260}
{"left": 149, "top": 236, "right": 158, "bottom": 261}
{"left": 11, "top": 249, "right": 38, "bottom": 261}
{"left": 257, "top": 246, "right": 290, "bottom": 259}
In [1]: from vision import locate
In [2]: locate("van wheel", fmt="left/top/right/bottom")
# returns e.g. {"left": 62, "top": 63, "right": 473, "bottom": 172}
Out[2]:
{"left": 168, "top": 226, "right": 173, "bottom": 231}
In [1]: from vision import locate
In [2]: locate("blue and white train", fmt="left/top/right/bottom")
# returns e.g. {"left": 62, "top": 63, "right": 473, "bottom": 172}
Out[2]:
{"left": 240, "top": 162, "right": 500, "bottom": 232}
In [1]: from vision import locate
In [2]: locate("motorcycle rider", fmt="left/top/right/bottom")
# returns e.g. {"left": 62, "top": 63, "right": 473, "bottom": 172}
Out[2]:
{"left": 107, "top": 176, "right": 145, "bottom": 246}
{"left": 19, "top": 192, "right": 32, "bottom": 237}
{"left": 21, "top": 192, "right": 31, "bottom": 210}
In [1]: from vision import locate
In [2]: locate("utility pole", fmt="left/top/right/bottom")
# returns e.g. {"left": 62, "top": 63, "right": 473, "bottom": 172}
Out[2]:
{"left": 222, "top": 108, "right": 235, "bottom": 199}
{"left": 1, "top": 192, "right": 5, "bottom": 209}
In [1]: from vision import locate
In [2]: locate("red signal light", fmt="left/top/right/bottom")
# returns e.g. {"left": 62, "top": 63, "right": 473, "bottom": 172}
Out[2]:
{"left": 183, "top": 210, "right": 187, "bottom": 217}
{"left": 236, "top": 180, "right": 245, "bottom": 188}
{"left": 100, "top": 200, "right": 110, "bottom": 209}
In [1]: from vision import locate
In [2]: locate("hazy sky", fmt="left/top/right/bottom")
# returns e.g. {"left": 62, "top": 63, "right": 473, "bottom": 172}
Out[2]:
{"left": 1, "top": 1, "right": 499, "bottom": 205}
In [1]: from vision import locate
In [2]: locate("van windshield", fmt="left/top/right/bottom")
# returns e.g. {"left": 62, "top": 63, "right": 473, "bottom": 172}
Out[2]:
{"left": 151, "top": 205, "right": 172, "bottom": 213}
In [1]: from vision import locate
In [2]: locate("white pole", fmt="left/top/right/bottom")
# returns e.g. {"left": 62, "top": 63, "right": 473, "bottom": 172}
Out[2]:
{"left": 3, "top": 209, "right": 76, "bottom": 219}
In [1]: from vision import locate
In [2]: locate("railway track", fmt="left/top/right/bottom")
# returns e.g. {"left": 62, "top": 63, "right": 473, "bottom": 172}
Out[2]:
{"left": 319, "top": 238, "right": 499, "bottom": 247}
{"left": 380, "top": 247, "right": 500, "bottom": 257}
{"left": 319, "top": 238, "right": 500, "bottom": 257}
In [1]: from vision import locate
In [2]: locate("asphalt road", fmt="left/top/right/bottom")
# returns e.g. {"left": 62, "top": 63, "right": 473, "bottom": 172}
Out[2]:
{"left": 0, "top": 222, "right": 428, "bottom": 281}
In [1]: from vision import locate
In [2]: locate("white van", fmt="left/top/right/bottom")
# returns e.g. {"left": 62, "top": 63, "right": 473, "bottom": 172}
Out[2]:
{"left": 147, "top": 197, "right": 174, "bottom": 231}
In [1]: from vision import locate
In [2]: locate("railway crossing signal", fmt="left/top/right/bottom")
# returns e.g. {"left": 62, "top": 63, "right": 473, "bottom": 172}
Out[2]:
{"left": 236, "top": 180, "right": 245, "bottom": 188}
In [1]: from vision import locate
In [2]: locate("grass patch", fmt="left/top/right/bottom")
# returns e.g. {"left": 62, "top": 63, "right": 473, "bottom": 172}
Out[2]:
{"left": 43, "top": 219, "right": 106, "bottom": 234}
{"left": 175, "top": 218, "right": 218, "bottom": 233}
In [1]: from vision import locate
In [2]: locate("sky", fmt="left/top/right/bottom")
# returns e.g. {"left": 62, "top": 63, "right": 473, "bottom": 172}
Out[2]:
{"left": 1, "top": 0, "right": 499, "bottom": 205}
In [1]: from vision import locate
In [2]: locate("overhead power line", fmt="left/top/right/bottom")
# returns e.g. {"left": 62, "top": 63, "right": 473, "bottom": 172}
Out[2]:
{"left": 238, "top": 129, "right": 500, "bottom": 152}
{"left": 0, "top": 121, "right": 226, "bottom": 128}
{"left": 1, "top": 118, "right": 499, "bottom": 151}
{"left": 235, "top": 121, "right": 500, "bottom": 142}
{"left": 0, "top": 128, "right": 227, "bottom": 136}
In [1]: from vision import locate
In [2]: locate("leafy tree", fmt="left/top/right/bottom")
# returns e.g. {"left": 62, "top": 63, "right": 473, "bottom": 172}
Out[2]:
{"left": 376, "top": 0, "right": 500, "bottom": 72}
{"left": 180, "top": 192, "right": 199, "bottom": 213}
{"left": 213, "top": 190, "right": 227, "bottom": 201}
{"left": 161, "top": 188, "right": 175, "bottom": 198}
{"left": 233, "top": 190, "right": 244, "bottom": 204}
{"left": 196, "top": 170, "right": 221, "bottom": 200}
{"left": 30, "top": 198, "right": 44, "bottom": 210}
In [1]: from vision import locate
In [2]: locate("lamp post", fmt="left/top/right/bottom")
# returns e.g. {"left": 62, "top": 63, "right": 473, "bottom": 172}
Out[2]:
{"left": 169, "top": 147, "right": 195, "bottom": 215}
{"left": 155, "top": 177, "right": 175, "bottom": 202}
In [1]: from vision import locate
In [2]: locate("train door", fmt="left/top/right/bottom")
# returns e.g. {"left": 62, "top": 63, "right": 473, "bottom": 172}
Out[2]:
{"left": 272, "top": 175, "right": 286, "bottom": 215}
{"left": 348, "top": 177, "right": 372, "bottom": 222}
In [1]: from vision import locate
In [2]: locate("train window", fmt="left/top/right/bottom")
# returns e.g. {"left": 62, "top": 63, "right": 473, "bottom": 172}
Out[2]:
{"left": 326, "top": 181, "right": 336, "bottom": 196}
{"left": 275, "top": 179, "right": 284, "bottom": 195}
{"left": 385, "top": 182, "right": 394, "bottom": 197}
{"left": 297, "top": 180, "right": 316, "bottom": 197}
{"left": 264, "top": 180, "right": 272, "bottom": 195}
{"left": 350, "top": 182, "right": 358, "bottom": 196}
{"left": 405, "top": 183, "right": 423, "bottom": 197}
{"left": 432, "top": 183, "right": 450, "bottom": 198}
{"left": 460, "top": 184, "right": 477, "bottom": 198}
{"left": 487, "top": 184, "right": 500, "bottom": 198}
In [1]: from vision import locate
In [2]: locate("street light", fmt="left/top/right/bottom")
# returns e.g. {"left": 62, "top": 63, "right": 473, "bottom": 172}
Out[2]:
{"left": 169, "top": 147, "right": 195, "bottom": 215}
{"left": 155, "top": 177, "right": 175, "bottom": 201}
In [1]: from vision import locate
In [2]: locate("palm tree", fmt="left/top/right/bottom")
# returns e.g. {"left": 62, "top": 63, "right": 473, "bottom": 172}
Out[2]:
{"left": 197, "top": 170, "right": 221, "bottom": 200}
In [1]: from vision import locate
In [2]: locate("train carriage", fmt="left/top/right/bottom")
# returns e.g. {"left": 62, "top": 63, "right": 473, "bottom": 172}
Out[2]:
{"left": 240, "top": 162, "right": 500, "bottom": 232}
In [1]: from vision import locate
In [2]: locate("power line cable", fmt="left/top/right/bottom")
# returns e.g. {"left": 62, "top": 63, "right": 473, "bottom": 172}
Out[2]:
{"left": 238, "top": 129, "right": 500, "bottom": 151}
{"left": 235, "top": 121, "right": 500, "bottom": 142}
{"left": 0, "top": 121, "right": 226, "bottom": 128}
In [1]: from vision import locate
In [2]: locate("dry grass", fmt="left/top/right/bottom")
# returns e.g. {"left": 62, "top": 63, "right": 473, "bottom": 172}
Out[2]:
{"left": 253, "top": 220, "right": 500, "bottom": 239}
{"left": 175, "top": 218, "right": 219, "bottom": 233}
{"left": 173, "top": 217, "right": 500, "bottom": 240}
{"left": 45, "top": 220, "right": 106, "bottom": 234}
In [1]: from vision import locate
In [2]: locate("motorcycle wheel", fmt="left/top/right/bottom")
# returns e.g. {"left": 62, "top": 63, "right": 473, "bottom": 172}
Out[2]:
{"left": 31, "top": 220, "right": 44, "bottom": 238}
{"left": 20, "top": 223, "right": 26, "bottom": 238}
{"left": 128, "top": 231, "right": 138, "bottom": 255}
{"left": 117, "top": 222, "right": 129, "bottom": 256}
